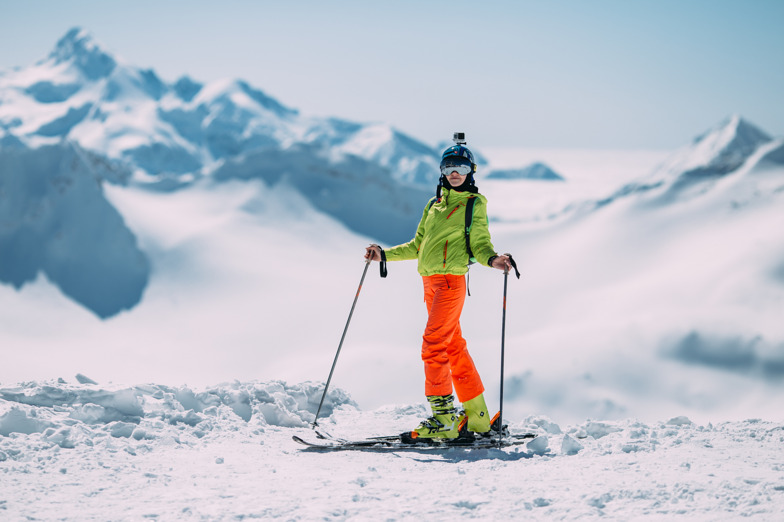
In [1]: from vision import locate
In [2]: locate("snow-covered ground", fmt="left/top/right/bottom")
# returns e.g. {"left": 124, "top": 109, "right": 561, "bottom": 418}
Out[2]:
{"left": 2, "top": 380, "right": 783, "bottom": 520}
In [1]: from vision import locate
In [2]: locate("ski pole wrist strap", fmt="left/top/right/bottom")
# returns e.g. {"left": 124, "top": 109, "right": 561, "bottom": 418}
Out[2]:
{"left": 370, "top": 244, "right": 387, "bottom": 278}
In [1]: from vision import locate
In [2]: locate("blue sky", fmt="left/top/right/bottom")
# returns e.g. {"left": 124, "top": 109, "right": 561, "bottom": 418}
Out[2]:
{"left": 1, "top": 0, "right": 782, "bottom": 149}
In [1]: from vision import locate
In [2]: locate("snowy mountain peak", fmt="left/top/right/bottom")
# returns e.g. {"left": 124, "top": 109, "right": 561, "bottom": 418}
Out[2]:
{"left": 692, "top": 114, "right": 770, "bottom": 157}
{"left": 659, "top": 115, "right": 772, "bottom": 177}
{"left": 172, "top": 76, "right": 203, "bottom": 102}
{"left": 190, "top": 77, "right": 298, "bottom": 120}
{"left": 48, "top": 27, "right": 117, "bottom": 80}
{"left": 579, "top": 116, "right": 778, "bottom": 213}
{"left": 236, "top": 79, "right": 298, "bottom": 118}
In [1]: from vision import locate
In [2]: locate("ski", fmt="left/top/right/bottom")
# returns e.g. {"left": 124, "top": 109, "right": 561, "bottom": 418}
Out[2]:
{"left": 292, "top": 432, "right": 537, "bottom": 451}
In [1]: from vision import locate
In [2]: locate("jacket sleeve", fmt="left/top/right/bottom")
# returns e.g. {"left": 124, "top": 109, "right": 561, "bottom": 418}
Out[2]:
{"left": 469, "top": 196, "right": 498, "bottom": 268}
{"left": 384, "top": 200, "right": 429, "bottom": 261}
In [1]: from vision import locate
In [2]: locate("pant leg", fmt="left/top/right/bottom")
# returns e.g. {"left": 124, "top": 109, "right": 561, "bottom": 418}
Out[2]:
{"left": 445, "top": 319, "right": 484, "bottom": 402}
{"left": 421, "top": 275, "right": 484, "bottom": 401}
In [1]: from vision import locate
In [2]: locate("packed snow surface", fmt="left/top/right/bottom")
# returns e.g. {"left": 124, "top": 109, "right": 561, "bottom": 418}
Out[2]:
{"left": 1, "top": 380, "right": 783, "bottom": 520}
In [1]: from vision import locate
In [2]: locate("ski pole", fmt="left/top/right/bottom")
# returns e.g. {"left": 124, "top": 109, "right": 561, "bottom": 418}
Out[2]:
{"left": 497, "top": 254, "right": 520, "bottom": 440}
{"left": 498, "top": 264, "right": 509, "bottom": 440}
{"left": 312, "top": 258, "right": 372, "bottom": 428}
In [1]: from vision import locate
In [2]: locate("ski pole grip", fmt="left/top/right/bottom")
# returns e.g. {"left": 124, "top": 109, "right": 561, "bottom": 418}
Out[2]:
{"left": 504, "top": 253, "right": 521, "bottom": 279}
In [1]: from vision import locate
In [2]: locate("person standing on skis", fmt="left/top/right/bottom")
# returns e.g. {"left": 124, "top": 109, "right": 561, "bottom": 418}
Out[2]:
{"left": 365, "top": 133, "right": 513, "bottom": 441}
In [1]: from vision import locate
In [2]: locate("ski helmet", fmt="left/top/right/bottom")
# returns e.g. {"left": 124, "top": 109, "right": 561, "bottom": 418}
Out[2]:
{"left": 440, "top": 145, "right": 476, "bottom": 175}
{"left": 437, "top": 144, "right": 478, "bottom": 197}
{"left": 435, "top": 132, "right": 478, "bottom": 197}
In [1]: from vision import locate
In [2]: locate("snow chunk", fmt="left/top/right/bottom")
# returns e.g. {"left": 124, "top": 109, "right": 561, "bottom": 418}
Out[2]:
{"left": 0, "top": 407, "right": 49, "bottom": 436}
{"left": 527, "top": 435, "right": 549, "bottom": 455}
{"left": 43, "top": 426, "right": 76, "bottom": 448}
{"left": 524, "top": 415, "right": 563, "bottom": 434}
{"left": 75, "top": 374, "right": 98, "bottom": 385}
{"left": 109, "top": 422, "right": 136, "bottom": 438}
{"left": 561, "top": 434, "right": 584, "bottom": 455}
{"left": 581, "top": 421, "right": 623, "bottom": 439}
{"left": 666, "top": 416, "right": 694, "bottom": 426}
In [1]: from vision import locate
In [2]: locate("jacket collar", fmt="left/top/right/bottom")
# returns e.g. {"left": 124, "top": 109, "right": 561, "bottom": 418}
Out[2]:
{"left": 439, "top": 187, "right": 478, "bottom": 204}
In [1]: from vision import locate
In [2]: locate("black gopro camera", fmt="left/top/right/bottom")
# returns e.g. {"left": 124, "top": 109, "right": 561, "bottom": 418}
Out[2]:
{"left": 453, "top": 132, "right": 466, "bottom": 145}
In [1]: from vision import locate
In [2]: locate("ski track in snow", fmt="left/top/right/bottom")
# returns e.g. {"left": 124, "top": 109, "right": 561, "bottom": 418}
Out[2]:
{"left": 1, "top": 381, "right": 783, "bottom": 520}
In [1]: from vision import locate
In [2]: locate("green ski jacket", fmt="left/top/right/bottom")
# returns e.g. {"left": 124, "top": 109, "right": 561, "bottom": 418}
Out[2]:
{"left": 385, "top": 188, "right": 498, "bottom": 276}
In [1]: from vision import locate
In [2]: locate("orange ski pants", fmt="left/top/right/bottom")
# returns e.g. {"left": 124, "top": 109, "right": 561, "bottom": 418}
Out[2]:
{"left": 421, "top": 274, "right": 484, "bottom": 402}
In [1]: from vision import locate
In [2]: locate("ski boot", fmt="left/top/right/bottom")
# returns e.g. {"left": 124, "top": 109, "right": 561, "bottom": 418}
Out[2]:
{"left": 456, "top": 398, "right": 510, "bottom": 440}
{"left": 402, "top": 395, "right": 463, "bottom": 443}
{"left": 462, "top": 393, "right": 491, "bottom": 434}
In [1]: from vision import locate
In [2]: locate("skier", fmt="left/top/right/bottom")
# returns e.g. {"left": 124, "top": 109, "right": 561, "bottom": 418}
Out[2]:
{"left": 365, "top": 134, "right": 513, "bottom": 440}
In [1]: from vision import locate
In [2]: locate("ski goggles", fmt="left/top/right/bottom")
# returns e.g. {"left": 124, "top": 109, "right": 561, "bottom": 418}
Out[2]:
{"left": 440, "top": 157, "right": 473, "bottom": 176}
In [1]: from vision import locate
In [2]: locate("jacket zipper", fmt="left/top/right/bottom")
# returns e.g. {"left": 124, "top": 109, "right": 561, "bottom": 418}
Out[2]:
{"left": 443, "top": 240, "right": 448, "bottom": 268}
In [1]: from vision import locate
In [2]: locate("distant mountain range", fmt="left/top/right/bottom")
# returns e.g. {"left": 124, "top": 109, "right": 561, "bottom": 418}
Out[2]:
{"left": 486, "top": 162, "right": 565, "bottom": 181}
{"left": 0, "top": 27, "right": 440, "bottom": 250}
{"left": 0, "top": 28, "right": 444, "bottom": 317}
{"left": 1, "top": 28, "right": 782, "bottom": 320}
{"left": 0, "top": 28, "right": 441, "bottom": 190}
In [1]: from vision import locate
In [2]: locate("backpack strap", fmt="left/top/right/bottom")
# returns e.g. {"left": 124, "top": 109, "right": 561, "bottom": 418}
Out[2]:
{"left": 464, "top": 196, "right": 477, "bottom": 265}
